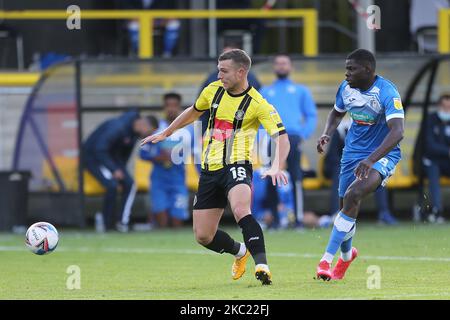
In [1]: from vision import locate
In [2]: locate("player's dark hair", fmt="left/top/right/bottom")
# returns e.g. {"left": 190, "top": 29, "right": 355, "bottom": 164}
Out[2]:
{"left": 347, "top": 49, "right": 376, "bottom": 71}
{"left": 274, "top": 53, "right": 291, "bottom": 62}
{"left": 438, "top": 93, "right": 450, "bottom": 104}
{"left": 218, "top": 49, "right": 251, "bottom": 71}
{"left": 145, "top": 115, "right": 159, "bottom": 130}
{"left": 163, "top": 92, "right": 182, "bottom": 103}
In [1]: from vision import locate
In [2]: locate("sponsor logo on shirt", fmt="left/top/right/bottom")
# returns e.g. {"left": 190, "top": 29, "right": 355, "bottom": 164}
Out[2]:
{"left": 350, "top": 111, "right": 376, "bottom": 125}
{"left": 212, "top": 118, "right": 233, "bottom": 141}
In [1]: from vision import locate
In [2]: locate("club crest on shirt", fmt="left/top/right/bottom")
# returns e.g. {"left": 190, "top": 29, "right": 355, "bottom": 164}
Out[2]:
{"left": 369, "top": 98, "right": 381, "bottom": 113}
{"left": 235, "top": 110, "right": 245, "bottom": 121}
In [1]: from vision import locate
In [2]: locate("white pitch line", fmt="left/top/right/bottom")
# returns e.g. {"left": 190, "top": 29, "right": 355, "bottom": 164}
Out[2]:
{"left": 1, "top": 246, "right": 450, "bottom": 262}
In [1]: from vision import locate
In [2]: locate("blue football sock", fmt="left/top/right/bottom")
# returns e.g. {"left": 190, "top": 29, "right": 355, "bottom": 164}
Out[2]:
{"left": 341, "top": 224, "right": 356, "bottom": 252}
{"left": 325, "top": 211, "right": 356, "bottom": 258}
{"left": 340, "top": 237, "right": 353, "bottom": 253}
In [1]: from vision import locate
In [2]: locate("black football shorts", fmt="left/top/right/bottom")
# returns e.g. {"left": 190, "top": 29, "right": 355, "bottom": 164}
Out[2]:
{"left": 193, "top": 164, "right": 253, "bottom": 210}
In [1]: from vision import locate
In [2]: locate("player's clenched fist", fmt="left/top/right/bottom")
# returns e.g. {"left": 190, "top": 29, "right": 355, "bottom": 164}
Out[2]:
{"left": 317, "top": 134, "right": 330, "bottom": 154}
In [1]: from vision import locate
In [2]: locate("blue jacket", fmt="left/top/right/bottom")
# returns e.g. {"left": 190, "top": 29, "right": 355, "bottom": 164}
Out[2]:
{"left": 260, "top": 78, "right": 317, "bottom": 139}
{"left": 83, "top": 110, "right": 140, "bottom": 171}
{"left": 424, "top": 112, "right": 450, "bottom": 159}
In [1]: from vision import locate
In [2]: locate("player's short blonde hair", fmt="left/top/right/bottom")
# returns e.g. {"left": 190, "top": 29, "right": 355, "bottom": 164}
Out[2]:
{"left": 218, "top": 49, "right": 251, "bottom": 71}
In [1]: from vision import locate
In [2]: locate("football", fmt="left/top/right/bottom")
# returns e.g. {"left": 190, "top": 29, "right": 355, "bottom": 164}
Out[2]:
{"left": 25, "top": 222, "right": 59, "bottom": 255}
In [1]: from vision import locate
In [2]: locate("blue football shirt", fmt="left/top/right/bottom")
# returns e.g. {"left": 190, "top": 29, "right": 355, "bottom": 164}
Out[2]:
{"left": 334, "top": 75, "right": 404, "bottom": 163}
{"left": 139, "top": 120, "right": 192, "bottom": 185}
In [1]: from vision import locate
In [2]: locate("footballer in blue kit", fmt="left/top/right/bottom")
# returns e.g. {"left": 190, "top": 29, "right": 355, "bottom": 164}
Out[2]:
{"left": 140, "top": 120, "right": 191, "bottom": 227}
{"left": 315, "top": 49, "right": 405, "bottom": 281}
{"left": 139, "top": 93, "right": 193, "bottom": 228}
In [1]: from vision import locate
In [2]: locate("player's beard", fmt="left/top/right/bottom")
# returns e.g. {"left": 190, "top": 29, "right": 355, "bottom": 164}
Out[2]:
{"left": 276, "top": 72, "right": 289, "bottom": 80}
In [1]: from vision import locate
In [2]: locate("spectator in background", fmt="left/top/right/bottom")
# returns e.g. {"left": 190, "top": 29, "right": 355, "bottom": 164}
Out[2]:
{"left": 83, "top": 110, "right": 156, "bottom": 232}
{"left": 423, "top": 93, "right": 450, "bottom": 223}
{"left": 252, "top": 166, "right": 293, "bottom": 230}
{"left": 216, "top": 0, "right": 267, "bottom": 54}
{"left": 260, "top": 54, "right": 317, "bottom": 228}
{"left": 252, "top": 166, "right": 333, "bottom": 230}
{"left": 198, "top": 43, "right": 262, "bottom": 136}
{"left": 140, "top": 93, "right": 192, "bottom": 228}
{"left": 324, "top": 119, "right": 398, "bottom": 225}
{"left": 120, "top": 0, "right": 180, "bottom": 57}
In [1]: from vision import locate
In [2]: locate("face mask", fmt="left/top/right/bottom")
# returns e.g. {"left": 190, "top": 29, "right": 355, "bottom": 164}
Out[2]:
{"left": 437, "top": 111, "right": 450, "bottom": 122}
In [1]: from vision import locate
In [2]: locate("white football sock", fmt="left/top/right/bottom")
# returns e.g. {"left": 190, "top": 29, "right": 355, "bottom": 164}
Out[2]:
{"left": 341, "top": 250, "right": 353, "bottom": 262}
{"left": 255, "top": 263, "right": 270, "bottom": 271}
{"left": 235, "top": 242, "right": 247, "bottom": 258}
{"left": 321, "top": 252, "right": 334, "bottom": 264}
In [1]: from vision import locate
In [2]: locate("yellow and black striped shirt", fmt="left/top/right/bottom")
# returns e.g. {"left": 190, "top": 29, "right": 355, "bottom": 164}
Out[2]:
{"left": 194, "top": 80, "right": 286, "bottom": 171}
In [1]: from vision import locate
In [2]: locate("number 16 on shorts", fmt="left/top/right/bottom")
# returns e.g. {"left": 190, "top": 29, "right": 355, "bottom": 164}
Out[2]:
{"left": 230, "top": 167, "right": 247, "bottom": 181}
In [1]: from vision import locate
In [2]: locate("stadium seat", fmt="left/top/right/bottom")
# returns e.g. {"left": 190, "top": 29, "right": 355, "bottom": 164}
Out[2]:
{"left": 42, "top": 156, "right": 105, "bottom": 194}
{"left": 386, "top": 160, "right": 418, "bottom": 189}
{"left": 134, "top": 158, "right": 152, "bottom": 192}
{"left": 440, "top": 176, "right": 450, "bottom": 186}
{"left": 83, "top": 171, "right": 105, "bottom": 195}
{"left": 301, "top": 154, "right": 324, "bottom": 190}
{"left": 133, "top": 156, "right": 199, "bottom": 193}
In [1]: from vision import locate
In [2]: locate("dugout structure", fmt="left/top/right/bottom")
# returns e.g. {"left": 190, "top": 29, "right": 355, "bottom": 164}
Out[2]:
{"left": 11, "top": 55, "right": 450, "bottom": 227}
{"left": 12, "top": 58, "right": 219, "bottom": 227}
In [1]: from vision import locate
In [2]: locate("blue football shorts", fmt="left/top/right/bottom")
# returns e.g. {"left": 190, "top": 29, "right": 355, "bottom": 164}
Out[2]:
{"left": 338, "top": 156, "right": 397, "bottom": 198}
{"left": 150, "top": 182, "right": 189, "bottom": 220}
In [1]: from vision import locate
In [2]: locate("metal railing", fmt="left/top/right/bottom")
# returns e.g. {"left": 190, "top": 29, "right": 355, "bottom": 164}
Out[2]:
{"left": 0, "top": 9, "right": 318, "bottom": 58}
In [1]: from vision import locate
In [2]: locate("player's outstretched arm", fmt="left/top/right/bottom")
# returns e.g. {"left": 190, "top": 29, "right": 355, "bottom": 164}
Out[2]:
{"left": 354, "top": 118, "right": 404, "bottom": 180}
{"left": 317, "top": 109, "right": 346, "bottom": 154}
{"left": 261, "top": 133, "right": 290, "bottom": 186}
{"left": 140, "top": 106, "right": 203, "bottom": 146}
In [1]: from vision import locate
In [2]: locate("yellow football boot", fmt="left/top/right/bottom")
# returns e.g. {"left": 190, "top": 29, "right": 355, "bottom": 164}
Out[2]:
{"left": 232, "top": 250, "right": 250, "bottom": 280}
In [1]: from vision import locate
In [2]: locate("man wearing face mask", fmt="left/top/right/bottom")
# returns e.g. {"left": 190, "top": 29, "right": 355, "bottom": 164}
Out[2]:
{"left": 260, "top": 54, "right": 317, "bottom": 228}
{"left": 423, "top": 93, "right": 450, "bottom": 223}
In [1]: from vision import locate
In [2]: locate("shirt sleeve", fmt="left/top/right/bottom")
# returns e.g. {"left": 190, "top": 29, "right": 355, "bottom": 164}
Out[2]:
{"left": 334, "top": 82, "right": 346, "bottom": 113}
{"left": 382, "top": 84, "right": 405, "bottom": 122}
{"left": 139, "top": 142, "right": 161, "bottom": 162}
{"left": 257, "top": 101, "right": 286, "bottom": 138}
{"left": 193, "top": 84, "right": 213, "bottom": 112}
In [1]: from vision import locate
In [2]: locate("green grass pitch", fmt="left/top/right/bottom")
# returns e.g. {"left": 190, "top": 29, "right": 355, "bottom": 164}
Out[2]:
{"left": 1, "top": 223, "right": 449, "bottom": 300}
